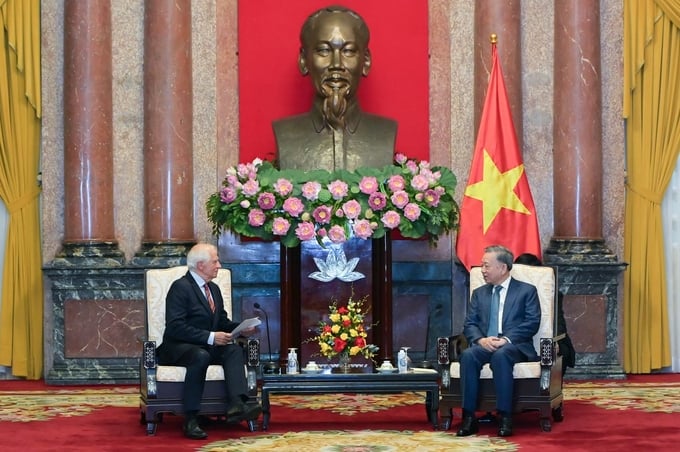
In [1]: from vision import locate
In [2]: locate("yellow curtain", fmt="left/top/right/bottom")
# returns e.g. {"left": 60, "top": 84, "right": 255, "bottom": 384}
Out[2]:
{"left": 0, "top": 0, "right": 43, "bottom": 379}
{"left": 623, "top": 0, "right": 680, "bottom": 373}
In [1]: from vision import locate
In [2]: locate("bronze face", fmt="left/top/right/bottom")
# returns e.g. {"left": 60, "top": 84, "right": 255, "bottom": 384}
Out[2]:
{"left": 299, "top": 9, "right": 371, "bottom": 127}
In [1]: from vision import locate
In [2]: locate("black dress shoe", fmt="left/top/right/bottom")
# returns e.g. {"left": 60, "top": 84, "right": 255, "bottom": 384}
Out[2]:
{"left": 226, "top": 401, "right": 262, "bottom": 423}
{"left": 498, "top": 415, "right": 513, "bottom": 437}
{"left": 456, "top": 415, "right": 479, "bottom": 437}
{"left": 183, "top": 417, "right": 208, "bottom": 440}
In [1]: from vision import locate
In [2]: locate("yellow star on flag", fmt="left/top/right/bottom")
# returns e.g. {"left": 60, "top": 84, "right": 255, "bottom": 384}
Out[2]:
{"left": 464, "top": 149, "right": 531, "bottom": 233}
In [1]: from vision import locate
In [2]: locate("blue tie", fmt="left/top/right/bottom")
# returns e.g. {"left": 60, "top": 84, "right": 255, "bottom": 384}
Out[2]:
{"left": 487, "top": 285, "right": 501, "bottom": 337}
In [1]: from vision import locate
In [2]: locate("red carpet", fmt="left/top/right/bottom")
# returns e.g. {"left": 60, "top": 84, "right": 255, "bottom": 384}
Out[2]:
{"left": 1, "top": 375, "right": 680, "bottom": 451}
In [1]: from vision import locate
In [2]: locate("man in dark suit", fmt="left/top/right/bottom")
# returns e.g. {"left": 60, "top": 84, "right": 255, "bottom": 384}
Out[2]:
{"left": 273, "top": 5, "right": 397, "bottom": 171}
{"left": 157, "top": 243, "right": 260, "bottom": 440}
{"left": 456, "top": 245, "right": 541, "bottom": 438}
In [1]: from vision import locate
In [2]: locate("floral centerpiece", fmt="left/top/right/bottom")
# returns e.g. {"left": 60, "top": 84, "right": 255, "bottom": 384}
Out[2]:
{"left": 308, "top": 294, "right": 379, "bottom": 366}
{"left": 206, "top": 154, "right": 459, "bottom": 248}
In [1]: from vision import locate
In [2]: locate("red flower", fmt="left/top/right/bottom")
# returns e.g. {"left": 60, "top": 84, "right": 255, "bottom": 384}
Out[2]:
{"left": 323, "top": 325, "right": 332, "bottom": 333}
{"left": 355, "top": 337, "right": 366, "bottom": 348}
{"left": 343, "top": 318, "right": 351, "bottom": 327}
{"left": 338, "top": 306, "right": 349, "bottom": 314}
{"left": 333, "top": 338, "right": 347, "bottom": 352}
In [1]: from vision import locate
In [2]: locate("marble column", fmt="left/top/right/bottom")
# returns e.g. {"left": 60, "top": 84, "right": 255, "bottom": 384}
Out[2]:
{"left": 59, "top": 0, "right": 123, "bottom": 264}
{"left": 474, "top": 0, "right": 522, "bottom": 150}
{"left": 134, "top": 0, "right": 195, "bottom": 263}
{"left": 545, "top": 0, "right": 625, "bottom": 379}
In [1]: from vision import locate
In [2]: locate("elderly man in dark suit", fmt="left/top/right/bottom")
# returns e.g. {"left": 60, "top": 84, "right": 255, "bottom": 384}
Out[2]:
{"left": 157, "top": 243, "right": 260, "bottom": 440}
{"left": 456, "top": 244, "right": 541, "bottom": 438}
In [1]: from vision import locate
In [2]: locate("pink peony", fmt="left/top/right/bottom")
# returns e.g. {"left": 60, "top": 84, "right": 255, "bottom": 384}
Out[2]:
{"left": 328, "top": 180, "right": 349, "bottom": 200}
{"left": 406, "top": 160, "right": 418, "bottom": 175}
{"left": 301, "top": 181, "right": 322, "bottom": 200}
{"left": 257, "top": 192, "right": 276, "bottom": 210}
{"left": 381, "top": 211, "right": 401, "bottom": 229}
{"left": 368, "top": 192, "right": 387, "bottom": 210}
{"left": 387, "top": 175, "right": 406, "bottom": 192}
{"left": 274, "top": 178, "right": 294, "bottom": 196}
{"left": 395, "top": 153, "right": 408, "bottom": 164}
{"left": 424, "top": 189, "right": 441, "bottom": 207}
{"left": 342, "top": 199, "right": 362, "bottom": 220}
{"left": 358, "top": 176, "right": 379, "bottom": 194}
{"left": 352, "top": 219, "right": 374, "bottom": 240}
{"left": 272, "top": 217, "right": 291, "bottom": 236}
{"left": 390, "top": 190, "right": 410, "bottom": 209}
{"left": 403, "top": 203, "right": 422, "bottom": 221}
{"left": 295, "top": 221, "right": 316, "bottom": 241}
{"left": 328, "top": 225, "right": 347, "bottom": 243}
{"left": 410, "top": 174, "right": 430, "bottom": 192}
{"left": 242, "top": 179, "right": 260, "bottom": 196}
{"left": 313, "top": 205, "right": 332, "bottom": 224}
{"left": 220, "top": 186, "right": 237, "bottom": 203}
{"left": 282, "top": 197, "right": 305, "bottom": 217}
{"left": 248, "top": 209, "right": 266, "bottom": 227}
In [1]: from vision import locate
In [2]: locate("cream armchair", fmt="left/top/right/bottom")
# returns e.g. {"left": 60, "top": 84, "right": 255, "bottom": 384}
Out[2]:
{"left": 139, "top": 266, "right": 260, "bottom": 435}
{"left": 438, "top": 263, "right": 564, "bottom": 431}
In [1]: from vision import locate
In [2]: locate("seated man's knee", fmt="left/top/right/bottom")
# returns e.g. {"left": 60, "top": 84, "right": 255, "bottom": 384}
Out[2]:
{"left": 193, "top": 347, "right": 211, "bottom": 368}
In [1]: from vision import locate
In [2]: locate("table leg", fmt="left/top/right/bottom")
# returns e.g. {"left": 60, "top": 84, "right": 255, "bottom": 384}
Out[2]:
{"left": 261, "top": 388, "right": 271, "bottom": 430}
{"left": 425, "top": 388, "right": 439, "bottom": 429}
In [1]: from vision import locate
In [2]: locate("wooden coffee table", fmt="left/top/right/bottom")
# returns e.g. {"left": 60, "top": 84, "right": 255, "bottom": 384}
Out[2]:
{"left": 260, "top": 370, "right": 440, "bottom": 430}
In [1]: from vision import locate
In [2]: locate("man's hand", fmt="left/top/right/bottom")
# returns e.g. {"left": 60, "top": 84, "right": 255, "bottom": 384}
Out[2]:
{"left": 214, "top": 331, "right": 234, "bottom": 346}
{"left": 480, "top": 336, "right": 507, "bottom": 352}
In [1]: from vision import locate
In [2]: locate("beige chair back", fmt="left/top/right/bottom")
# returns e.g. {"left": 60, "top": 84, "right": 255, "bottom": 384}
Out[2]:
{"left": 145, "top": 266, "right": 233, "bottom": 348}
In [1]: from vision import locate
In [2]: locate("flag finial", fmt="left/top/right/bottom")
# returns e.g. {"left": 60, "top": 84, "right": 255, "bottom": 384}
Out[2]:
{"left": 490, "top": 33, "right": 497, "bottom": 44}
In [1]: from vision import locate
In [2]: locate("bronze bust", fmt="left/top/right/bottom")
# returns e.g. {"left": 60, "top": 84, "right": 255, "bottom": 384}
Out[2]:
{"left": 273, "top": 6, "right": 397, "bottom": 171}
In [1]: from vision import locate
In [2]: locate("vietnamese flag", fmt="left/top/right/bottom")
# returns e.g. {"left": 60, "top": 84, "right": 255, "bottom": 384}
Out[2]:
{"left": 455, "top": 40, "right": 541, "bottom": 271}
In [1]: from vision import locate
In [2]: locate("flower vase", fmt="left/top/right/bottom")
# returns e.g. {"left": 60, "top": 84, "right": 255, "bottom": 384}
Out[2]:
{"left": 334, "top": 351, "right": 352, "bottom": 374}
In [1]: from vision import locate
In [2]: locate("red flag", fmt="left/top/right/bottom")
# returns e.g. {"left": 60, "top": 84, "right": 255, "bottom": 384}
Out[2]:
{"left": 455, "top": 42, "right": 541, "bottom": 271}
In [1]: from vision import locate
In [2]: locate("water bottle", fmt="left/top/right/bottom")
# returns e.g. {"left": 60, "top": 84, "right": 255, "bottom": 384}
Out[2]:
{"left": 287, "top": 348, "right": 299, "bottom": 374}
{"left": 397, "top": 349, "right": 408, "bottom": 373}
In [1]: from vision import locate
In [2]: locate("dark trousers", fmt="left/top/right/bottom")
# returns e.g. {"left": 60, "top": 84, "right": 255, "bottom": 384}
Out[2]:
{"left": 459, "top": 343, "right": 526, "bottom": 414}
{"left": 158, "top": 343, "right": 247, "bottom": 413}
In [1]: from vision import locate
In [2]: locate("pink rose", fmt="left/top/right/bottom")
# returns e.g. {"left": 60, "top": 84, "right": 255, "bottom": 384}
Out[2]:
{"left": 381, "top": 211, "right": 401, "bottom": 229}
{"left": 395, "top": 153, "right": 408, "bottom": 164}
{"left": 272, "top": 217, "right": 290, "bottom": 236}
{"left": 295, "top": 221, "right": 316, "bottom": 241}
{"left": 248, "top": 209, "right": 266, "bottom": 227}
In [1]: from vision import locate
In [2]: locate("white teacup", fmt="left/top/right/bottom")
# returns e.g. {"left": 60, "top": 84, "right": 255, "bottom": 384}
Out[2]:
{"left": 305, "top": 361, "right": 319, "bottom": 371}
{"left": 379, "top": 360, "right": 394, "bottom": 370}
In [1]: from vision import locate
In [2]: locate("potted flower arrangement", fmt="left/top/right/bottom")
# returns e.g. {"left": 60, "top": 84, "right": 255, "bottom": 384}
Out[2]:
{"left": 308, "top": 294, "right": 378, "bottom": 372}
{"left": 206, "top": 154, "right": 459, "bottom": 248}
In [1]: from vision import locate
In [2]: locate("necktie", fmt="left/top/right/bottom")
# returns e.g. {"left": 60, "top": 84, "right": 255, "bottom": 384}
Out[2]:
{"left": 487, "top": 285, "right": 501, "bottom": 337}
{"left": 204, "top": 283, "right": 216, "bottom": 313}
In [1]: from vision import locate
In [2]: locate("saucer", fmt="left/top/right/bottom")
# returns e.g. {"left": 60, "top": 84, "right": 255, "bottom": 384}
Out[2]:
{"left": 376, "top": 367, "right": 397, "bottom": 373}
{"left": 301, "top": 368, "right": 322, "bottom": 374}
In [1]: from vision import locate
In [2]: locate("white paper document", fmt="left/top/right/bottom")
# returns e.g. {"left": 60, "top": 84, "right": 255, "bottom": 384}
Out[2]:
{"left": 231, "top": 317, "right": 262, "bottom": 337}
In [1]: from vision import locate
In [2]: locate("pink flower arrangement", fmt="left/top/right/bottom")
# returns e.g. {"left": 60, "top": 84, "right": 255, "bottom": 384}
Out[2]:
{"left": 206, "top": 155, "right": 459, "bottom": 248}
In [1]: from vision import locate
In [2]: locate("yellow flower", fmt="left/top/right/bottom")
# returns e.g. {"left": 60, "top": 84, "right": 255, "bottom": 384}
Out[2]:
{"left": 329, "top": 313, "right": 340, "bottom": 322}
{"left": 349, "top": 346, "right": 362, "bottom": 356}
{"left": 331, "top": 324, "right": 341, "bottom": 334}
{"left": 350, "top": 328, "right": 358, "bottom": 337}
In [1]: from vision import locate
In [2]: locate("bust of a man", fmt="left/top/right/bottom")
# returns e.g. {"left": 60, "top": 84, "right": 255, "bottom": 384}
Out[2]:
{"left": 273, "top": 6, "right": 397, "bottom": 171}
